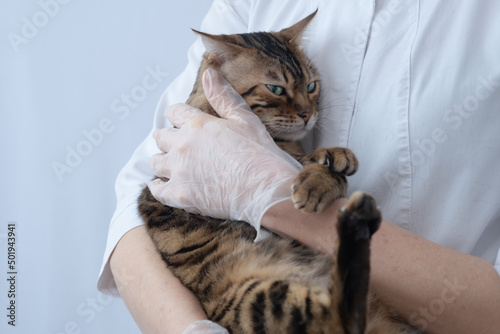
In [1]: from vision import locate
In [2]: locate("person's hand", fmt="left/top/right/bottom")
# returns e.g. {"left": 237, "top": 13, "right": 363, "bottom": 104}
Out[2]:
{"left": 149, "top": 69, "right": 300, "bottom": 239}
{"left": 182, "top": 320, "right": 228, "bottom": 334}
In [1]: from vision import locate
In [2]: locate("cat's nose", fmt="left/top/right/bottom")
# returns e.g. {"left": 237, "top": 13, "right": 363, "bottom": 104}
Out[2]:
{"left": 298, "top": 110, "right": 313, "bottom": 124}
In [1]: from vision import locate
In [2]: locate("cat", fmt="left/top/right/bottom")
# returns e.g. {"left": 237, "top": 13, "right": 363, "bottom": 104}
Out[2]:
{"left": 139, "top": 11, "right": 415, "bottom": 334}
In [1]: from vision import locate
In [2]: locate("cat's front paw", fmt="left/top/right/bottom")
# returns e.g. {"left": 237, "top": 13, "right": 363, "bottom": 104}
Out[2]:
{"left": 299, "top": 147, "right": 358, "bottom": 176}
{"left": 292, "top": 164, "right": 346, "bottom": 213}
{"left": 292, "top": 147, "right": 358, "bottom": 214}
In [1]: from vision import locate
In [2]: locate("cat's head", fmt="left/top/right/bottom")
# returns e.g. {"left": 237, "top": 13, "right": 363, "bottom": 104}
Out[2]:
{"left": 196, "top": 11, "right": 319, "bottom": 141}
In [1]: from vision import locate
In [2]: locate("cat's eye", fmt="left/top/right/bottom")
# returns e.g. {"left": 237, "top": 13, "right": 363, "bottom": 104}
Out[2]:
{"left": 267, "top": 84, "right": 285, "bottom": 96}
{"left": 306, "top": 82, "right": 316, "bottom": 93}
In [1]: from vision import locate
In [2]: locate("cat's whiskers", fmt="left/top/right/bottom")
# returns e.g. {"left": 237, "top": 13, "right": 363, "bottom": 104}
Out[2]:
{"left": 311, "top": 115, "right": 341, "bottom": 139}
{"left": 309, "top": 98, "right": 355, "bottom": 138}
{"left": 269, "top": 126, "right": 288, "bottom": 141}
{"left": 318, "top": 97, "right": 354, "bottom": 112}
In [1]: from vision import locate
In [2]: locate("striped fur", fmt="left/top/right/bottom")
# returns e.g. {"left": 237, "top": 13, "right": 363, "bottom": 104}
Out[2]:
{"left": 138, "top": 11, "right": 416, "bottom": 334}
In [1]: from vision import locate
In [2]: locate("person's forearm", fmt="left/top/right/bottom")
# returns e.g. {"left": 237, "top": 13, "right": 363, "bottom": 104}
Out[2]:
{"left": 371, "top": 219, "right": 500, "bottom": 334}
{"left": 262, "top": 198, "right": 346, "bottom": 254}
{"left": 261, "top": 199, "right": 500, "bottom": 334}
{"left": 110, "top": 226, "right": 208, "bottom": 334}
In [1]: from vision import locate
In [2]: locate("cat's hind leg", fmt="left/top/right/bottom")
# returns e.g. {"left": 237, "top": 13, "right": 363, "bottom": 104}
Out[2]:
{"left": 335, "top": 191, "right": 381, "bottom": 334}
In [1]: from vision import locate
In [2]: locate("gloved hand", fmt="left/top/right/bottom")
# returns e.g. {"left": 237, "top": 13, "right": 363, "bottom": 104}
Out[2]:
{"left": 149, "top": 68, "right": 301, "bottom": 240}
{"left": 182, "top": 320, "right": 229, "bottom": 334}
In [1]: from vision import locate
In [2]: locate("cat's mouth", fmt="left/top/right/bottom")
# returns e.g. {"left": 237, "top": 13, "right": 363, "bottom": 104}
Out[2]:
{"left": 270, "top": 117, "right": 317, "bottom": 141}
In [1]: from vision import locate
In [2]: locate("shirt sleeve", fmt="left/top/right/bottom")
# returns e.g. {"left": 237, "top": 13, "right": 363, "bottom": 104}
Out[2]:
{"left": 97, "top": 0, "right": 250, "bottom": 296}
{"left": 495, "top": 249, "right": 500, "bottom": 277}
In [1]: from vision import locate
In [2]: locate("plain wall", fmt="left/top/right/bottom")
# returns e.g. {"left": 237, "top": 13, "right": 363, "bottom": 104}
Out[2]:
{"left": 0, "top": 1, "right": 213, "bottom": 333}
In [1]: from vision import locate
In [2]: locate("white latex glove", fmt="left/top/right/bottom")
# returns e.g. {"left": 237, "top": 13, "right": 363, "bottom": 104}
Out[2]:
{"left": 149, "top": 68, "right": 301, "bottom": 240}
{"left": 182, "top": 320, "right": 229, "bottom": 334}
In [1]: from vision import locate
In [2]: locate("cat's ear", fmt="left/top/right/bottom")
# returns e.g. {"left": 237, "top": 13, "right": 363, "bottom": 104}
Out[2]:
{"left": 279, "top": 9, "right": 318, "bottom": 44}
{"left": 192, "top": 30, "right": 245, "bottom": 66}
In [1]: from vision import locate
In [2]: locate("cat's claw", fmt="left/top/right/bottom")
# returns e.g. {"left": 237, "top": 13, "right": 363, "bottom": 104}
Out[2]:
{"left": 299, "top": 147, "right": 358, "bottom": 175}
{"left": 292, "top": 147, "right": 358, "bottom": 214}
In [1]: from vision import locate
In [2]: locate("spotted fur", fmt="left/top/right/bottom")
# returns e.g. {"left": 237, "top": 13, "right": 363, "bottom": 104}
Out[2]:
{"left": 138, "top": 11, "right": 416, "bottom": 333}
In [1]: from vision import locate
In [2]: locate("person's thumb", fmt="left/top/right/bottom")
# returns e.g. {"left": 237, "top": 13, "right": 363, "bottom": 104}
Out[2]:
{"left": 202, "top": 68, "right": 260, "bottom": 125}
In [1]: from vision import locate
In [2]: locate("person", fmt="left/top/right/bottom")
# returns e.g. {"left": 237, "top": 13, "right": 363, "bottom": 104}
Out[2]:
{"left": 98, "top": 0, "right": 500, "bottom": 333}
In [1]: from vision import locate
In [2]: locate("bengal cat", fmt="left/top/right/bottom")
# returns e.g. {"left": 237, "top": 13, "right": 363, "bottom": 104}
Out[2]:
{"left": 139, "top": 11, "right": 415, "bottom": 334}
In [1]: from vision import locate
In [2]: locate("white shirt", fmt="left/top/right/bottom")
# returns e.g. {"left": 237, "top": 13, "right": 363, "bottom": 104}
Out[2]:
{"left": 98, "top": 0, "right": 500, "bottom": 295}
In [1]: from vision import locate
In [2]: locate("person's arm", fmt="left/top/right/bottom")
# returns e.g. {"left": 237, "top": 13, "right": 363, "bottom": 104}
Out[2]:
{"left": 98, "top": 3, "right": 251, "bottom": 333}
{"left": 148, "top": 68, "right": 500, "bottom": 334}
{"left": 110, "top": 226, "right": 208, "bottom": 334}
{"left": 262, "top": 199, "right": 500, "bottom": 334}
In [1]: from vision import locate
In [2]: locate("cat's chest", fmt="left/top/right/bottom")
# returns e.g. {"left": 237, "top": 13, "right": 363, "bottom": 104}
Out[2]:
{"left": 276, "top": 141, "right": 304, "bottom": 159}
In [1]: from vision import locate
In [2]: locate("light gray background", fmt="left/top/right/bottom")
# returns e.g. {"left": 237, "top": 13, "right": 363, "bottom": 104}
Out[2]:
{"left": 0, "top": 1, "right": 213, "bottom": 333}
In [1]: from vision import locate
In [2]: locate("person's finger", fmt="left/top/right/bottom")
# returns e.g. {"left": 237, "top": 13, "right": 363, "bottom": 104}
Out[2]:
{"left": 150, "top": 152, "right": 172, "bottom": 178}
{"left": 164, "top": 103, "right": 214, "bottom": 128}
{"left": 203, "top": 69, "right": 259, "bottom": 124}
{"left": 155, "top": 127, "right": 179, "bottom": 153}
{"left": 148, "top": 178, "right": 201, "bottom": 215}
{"left": 148, "top": 178, "right": 177, "bottom": 207}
